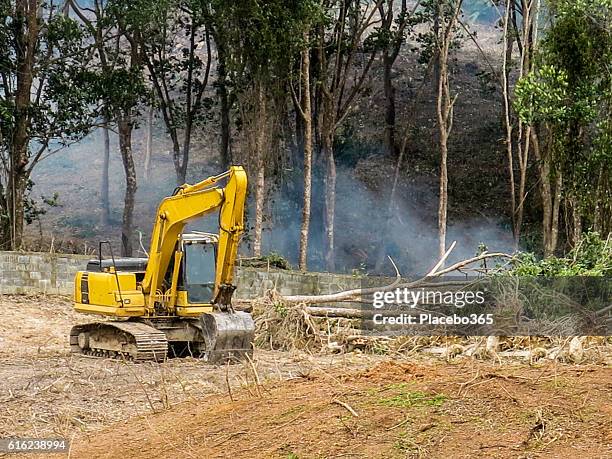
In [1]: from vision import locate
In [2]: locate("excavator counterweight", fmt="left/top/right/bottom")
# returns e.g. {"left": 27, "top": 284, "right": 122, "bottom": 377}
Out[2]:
{"left": 70, "top": 166, "right": 254, "bottom": 362}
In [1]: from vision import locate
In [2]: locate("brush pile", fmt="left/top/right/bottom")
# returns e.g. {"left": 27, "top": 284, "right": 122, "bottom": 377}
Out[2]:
{"left": 251, "top": 295, "right": 611, "bottom": 364}
{"left": 247, "top": 244, "right": 611, "bottom": 364}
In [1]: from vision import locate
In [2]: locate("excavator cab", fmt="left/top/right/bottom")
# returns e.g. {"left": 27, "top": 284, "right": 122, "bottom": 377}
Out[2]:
{"left": 179, "top": 232, "right": 218, "bottom": 304}
{"left": 70, "top": 166, "right": 255, "bottom": 363}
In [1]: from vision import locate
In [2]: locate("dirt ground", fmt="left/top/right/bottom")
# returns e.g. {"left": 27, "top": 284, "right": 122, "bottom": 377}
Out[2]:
{"left": 0, "top": 295, "right": 610, "bottom": 459}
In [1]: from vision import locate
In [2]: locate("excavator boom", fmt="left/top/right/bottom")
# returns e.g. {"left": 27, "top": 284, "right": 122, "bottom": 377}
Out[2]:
{"left": 141, "top": 167, "right": 247, "bottom": 313}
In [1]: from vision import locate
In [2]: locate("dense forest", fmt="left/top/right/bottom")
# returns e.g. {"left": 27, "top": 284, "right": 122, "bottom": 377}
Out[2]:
{"left": 0, "top": 0, "right": 610, "bottom": 274}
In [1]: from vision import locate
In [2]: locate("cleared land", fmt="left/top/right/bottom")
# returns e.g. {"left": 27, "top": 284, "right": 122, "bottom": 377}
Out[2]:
{"left": 0, "top": 295, "right": 610, "bottom": 458}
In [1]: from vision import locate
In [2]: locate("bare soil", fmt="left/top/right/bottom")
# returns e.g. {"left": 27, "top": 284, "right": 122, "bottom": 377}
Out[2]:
{"left": 73, "top": 361, "right": 612, "bottom": 459}
{"left": 0, "top": 295, "right": 610, "bottom": 459}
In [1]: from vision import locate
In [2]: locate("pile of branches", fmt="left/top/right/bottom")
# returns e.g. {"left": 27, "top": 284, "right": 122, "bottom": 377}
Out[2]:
{"left": 240, "top": 242, "right": 610, "bottom": 362}
{"left": 245, "top": 242, "right": 511, "bottom": 351}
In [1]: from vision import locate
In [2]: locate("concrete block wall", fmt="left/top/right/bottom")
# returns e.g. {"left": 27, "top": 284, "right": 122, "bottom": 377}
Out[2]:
{"left": 0, "top": 251, "right": 91, "bottom": 295}
{"left": 233, "top": 267, "right": 362, "bottom": 304}
{"left": 0, "top": 251, "right": 363, "bottom": 301}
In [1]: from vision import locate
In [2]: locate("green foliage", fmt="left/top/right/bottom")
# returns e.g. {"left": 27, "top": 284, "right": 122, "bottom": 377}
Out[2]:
{"left": 93, "top": 67, "right": 148, "bottom": 116}
{"left": 213, "top": 0, "right": 323, "bottom": 89}
{"left": 413, "top": 0, "right": 466, "bottom": 66}
{"left": 261, "top": 252, "right": 291, "bottom": 270}
{"left": 241, "top": 251, "right": 291, "bottom": 270}
{"left": 273, "top": 302, "right": 288, "bottom": 318}
{"left": 513, "top": 0, "right": 612, "bottom": 232}
{"left": 0, "top": 0, "right": 106, "bottom": 247}
{"left": 23, "top": 181, "right": 60, "bottom": 225}
{"left": 0, "top": 4, "right": 100, "bottom": 147}
{"left": 45, "top": 14, "right": 85, "bottom": 52}
{"left": 114, "top": 0, "right": 214, "bottom": 128}
{"left": 513, "top": 65, "right": 570, "bottom": 124}
{"left": 511, "top": 232, "right": 612, "bottom": 276}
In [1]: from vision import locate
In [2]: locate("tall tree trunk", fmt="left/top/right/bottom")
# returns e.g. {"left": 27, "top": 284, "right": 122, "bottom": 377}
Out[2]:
{"left": 435, "top": 0, "right": 462, "bottom": 261}
{"left": 531, "top": 128, "right": 561, "bottom": 257}
{"left": 374, "top": 123, "right": 411, "bottom": 273}
{"left": 252, "top": 84, "right": 266, "bottom": 257}
{"left": 118, "top": 115, "right": 137, "bottom": 257}
{"left": 513, "top": 0, "right": 540, "bottom": 252}
{"left": 502, "top": 0, "right": 517, "bottom": 247}
{"left": 437, "top": 123, "right": 449, "bottom": 261}
{"left": 550, "top": 170, "right": 562, "bottom": 255}
{"left": 299, "top": 44, "right": 313, "bottom": 271}
{"left": 322, "top": 128, "right": 336, "bottom": 272}
{"left": 313, "top": 1, "right": 380, "bottom": 272}
{"left": 143, "top": 106, "right": 153, "bottom": 180}
{"left": 217, "top": 45, "right": 232, "bottom": 168}
{"left": 593, "top": 165, "right": 610, "bottom": 234}
{"left": 383, "top": 51, "right": 397, "bottom": 157}
{"left": 567, "top": 196, "right": 582, "bottom": 247}
{"left": 432, "top": 1, "right": 441, "bottom": 90}
{"left": 253, "top": 158, "right": 265, "bottom": 257}
{"left": 294, "top": 100, "right": 305, "bottom": 161}
{"left": 379, "top": 0, "right": 409, "bottom": 158}
{"left": 180, "top": 118, "right": 191, "bottom": 185}
{"left": 100, "top": 116, "right": 111, "bottom": 226}
{"left": 5, "top": 172, "right": 27, "bottom": 250}
{"left": 170, "top": 139, "right": 183, "bottom": 185}
{"left": 0, "top": 183, "right": 8, "bottom": 249}
{"left": 6, "top": 0, "right": 38, "bottom": 250}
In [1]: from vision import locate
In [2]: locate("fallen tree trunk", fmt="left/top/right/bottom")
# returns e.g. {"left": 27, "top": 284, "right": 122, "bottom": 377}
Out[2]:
{"left": 279, "top": 243, "right": 512, "bottom": 305}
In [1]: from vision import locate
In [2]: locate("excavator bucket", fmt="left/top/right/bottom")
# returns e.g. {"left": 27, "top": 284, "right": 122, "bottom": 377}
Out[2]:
{"left": 199, "top": 311, "right": 255, "bottom": 363}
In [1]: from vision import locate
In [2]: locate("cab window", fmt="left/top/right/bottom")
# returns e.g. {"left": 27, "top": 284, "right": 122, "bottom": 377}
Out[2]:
{"left": 183, "top": 242, "right": 216, "bottom": 303}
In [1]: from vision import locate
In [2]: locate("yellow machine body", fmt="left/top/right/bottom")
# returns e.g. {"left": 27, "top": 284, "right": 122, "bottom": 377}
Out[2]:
{"left": 70, "top": 166, "right": 254, "bottom": 362}
{"left": 73, "top": 270, "right": 214, "bottom": 317}
{"left": 74, "top": 271, "right": 146, "bottom": 317}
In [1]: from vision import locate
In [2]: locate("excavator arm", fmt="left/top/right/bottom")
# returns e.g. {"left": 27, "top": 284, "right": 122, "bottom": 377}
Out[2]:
{"left": 141, "top": 166, "right": 247, "bottom": 311}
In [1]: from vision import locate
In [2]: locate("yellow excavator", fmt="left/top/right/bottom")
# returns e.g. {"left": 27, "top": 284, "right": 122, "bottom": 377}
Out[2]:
{"left": 70, "top": 166, "right": 254, "bottom": 362}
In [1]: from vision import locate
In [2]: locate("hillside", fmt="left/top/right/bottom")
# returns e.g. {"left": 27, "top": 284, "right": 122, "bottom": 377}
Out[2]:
{"left": 27, "top": 20, "right": 516, "bottom": 275}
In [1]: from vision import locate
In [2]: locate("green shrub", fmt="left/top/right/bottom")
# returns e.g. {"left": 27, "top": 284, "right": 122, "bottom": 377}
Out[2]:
{"left": 510, "top": 232, "right": 611, "bottom": 276}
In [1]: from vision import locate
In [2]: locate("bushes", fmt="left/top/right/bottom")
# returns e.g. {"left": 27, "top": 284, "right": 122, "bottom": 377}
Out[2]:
{"left": 511, "top": 232, "right": 611, "bottom": 276}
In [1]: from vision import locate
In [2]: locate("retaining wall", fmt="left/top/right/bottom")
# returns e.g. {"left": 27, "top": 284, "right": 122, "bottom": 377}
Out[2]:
{"left": 0, "top": 251, "right": 362, "bottom": 300}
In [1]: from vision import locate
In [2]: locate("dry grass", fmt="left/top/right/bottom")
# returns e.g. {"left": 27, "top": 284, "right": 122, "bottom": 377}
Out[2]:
{"left": 0, "top": 294, "right": 385, "bottom": 440}
{"left": 1, "top": 293, "right": 609, "bottom": 447}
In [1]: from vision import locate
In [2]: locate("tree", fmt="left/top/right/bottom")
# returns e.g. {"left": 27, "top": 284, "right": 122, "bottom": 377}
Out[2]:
{"left": 514, "top": 0, "right": 611, "bottom": 255}
{"left": 377, "top": 0, "right": 415, "bottom": 158}
{"left": 71, "top": 0, "right": 148, "bottom": 256}
{"left": 0, "top": 0, "right": 96, "bottom": 249}
{"left": 110, "top": 7, "right": 147, "bottom": 257}
{"left": 315, "top": 0, "right": 383, "bottom": 271}
{"left": 69, "top": 0, "right": 114, "bottom": 228}
{"left": 100, "top": 116, "right": 111, "bottom": 225}
{"left": 143, "top": 106, "right": 153, "bottom": 180}
{"left": 433, "top": 0, "right": 463, "bottom": 260}
{"left": 542, "top": 0, "right": 611, "bottom": 244}
{"left": 293, "top": 33, "right": 314, "bottom": 271}
{"left": 214, "top": 0, "right": 318, "bottom": 257}
{"left": 131, "top": 0, "right": 214, "bottom": 185}
{"left": 502, "top": 0, "right": 541, "bottom": 249}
